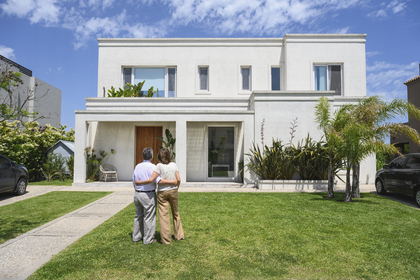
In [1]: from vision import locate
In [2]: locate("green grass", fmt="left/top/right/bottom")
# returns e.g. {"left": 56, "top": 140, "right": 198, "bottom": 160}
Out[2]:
{"left": 29, "top": 179, "right": 73, "bottom": 186}
{"left": 30, "top": 192, "right": 420, "bottom": 279}
{"left": 0, "top": 191, "right": 110, "bottom": 244}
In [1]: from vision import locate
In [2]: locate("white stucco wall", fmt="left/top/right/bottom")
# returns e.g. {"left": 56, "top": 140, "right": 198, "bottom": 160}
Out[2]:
{"left": 74, "top": 34, "right": 374, "bottom": 185}
{"left": 98, "top": 38, "right": 284, "bottom": 98}
{"left": 283, "top": 34, "right": 367, "bottom": 97}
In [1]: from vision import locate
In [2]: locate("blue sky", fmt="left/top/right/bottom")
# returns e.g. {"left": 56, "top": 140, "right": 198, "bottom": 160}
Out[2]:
{"left": 0, "top": 0, "right": 419, "bottom": 129}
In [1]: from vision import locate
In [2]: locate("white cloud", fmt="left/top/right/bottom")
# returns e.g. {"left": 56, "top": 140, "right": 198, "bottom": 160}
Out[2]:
{"left": 0, "top": 0, "right": 60, "bottom": 24}
{"left": 387, "top": 0, "right": 406, "bottom": 13}
{"left": 368, "top": 0, "right": 406, "bottom": 18}
{"left": 0, "top": 45, "right": 16, "bottom": 60}
{"left": 366, "top": 51, "right": 381, "bottom": 58}
{"left": 367, "top": 61, "right": 419, "bottom": 100}
{"left": 0, "top": 0, "right": 35, "bottom": 17}
{"left": 29, "top": 0, "right": 61, "bottom": 24}
{"left": 165, "top": 0, "right": 364, "bottom": 36}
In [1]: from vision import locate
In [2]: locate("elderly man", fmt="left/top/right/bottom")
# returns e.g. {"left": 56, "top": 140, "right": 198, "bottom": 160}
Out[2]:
{"left": 132, "top": 147, "right": 176, "bottom": 244}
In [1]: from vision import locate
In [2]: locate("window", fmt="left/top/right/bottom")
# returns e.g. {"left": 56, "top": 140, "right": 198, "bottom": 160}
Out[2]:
{"left": 241, "top": 67, "right": 251, "bottom": 91}
{"left": 314, "top": 65, "right": 342, "bottom": 95}
{"left": 389, "top": 157, "right": 405, "bottom": 169}
{"left": 406, "top": 156, "right": 420, "bottom": 169}
{"left": 208, "top": 127, "right": 235, "bottom": 178}
{"left": 271, "top": 67, "right": 281, "bottom": 90}
{"left": 198, "top": 66, "right": 209, "bottom": 91}
{"left": 122, "top": 67, "right": 176, "bottom": 97}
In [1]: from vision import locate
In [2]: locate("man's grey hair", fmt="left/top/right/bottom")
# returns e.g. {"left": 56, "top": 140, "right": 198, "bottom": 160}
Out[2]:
{"left": 142, "top": 147, "right": 153, "bottom": 160}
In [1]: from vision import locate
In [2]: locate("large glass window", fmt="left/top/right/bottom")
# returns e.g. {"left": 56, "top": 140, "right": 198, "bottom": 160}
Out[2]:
{"left": 271, "top": 67, "right": 281, "bottom": 90}
{"left": 208, "top": 127, "right": 234, "bottom": 178}
{"left": 123, "top": 67, "right": 176, "bottom": 97}
{"left": 199, "top": 66, "right": 209, "bottom": 91}
{"left": 314, "top": 65, "right": 342, "bottom": 95}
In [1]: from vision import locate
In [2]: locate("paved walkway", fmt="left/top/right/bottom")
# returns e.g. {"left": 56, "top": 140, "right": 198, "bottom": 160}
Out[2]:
{"left": 0, "top": 184, "right": 376, "bottom": 279}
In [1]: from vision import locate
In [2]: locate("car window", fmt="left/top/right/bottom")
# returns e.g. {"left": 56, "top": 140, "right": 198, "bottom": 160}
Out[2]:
{"left": 406, "top": 156, "right": 420, "bottom": 169}
{"left": 389, "top": 156, "right": 405, "bottom": 169}
{"left": 0, "top": 156, "right": 10, "bottom": 168}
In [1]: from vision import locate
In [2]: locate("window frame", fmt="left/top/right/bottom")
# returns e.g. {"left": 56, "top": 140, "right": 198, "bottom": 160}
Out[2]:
{"left": 121, "top": 66, "right": 177, "bottom": 98}
{"left": 197, "top": 65, "right": 210, "bottom": 94}
{"left": 313, "top": 64, "right": 343, "bottom": 96}
{"left": 205, "top": 123, "right": 239, "bottom": 182}
{"left": 240, "top": 66, "right": 252, "bottom": 92}
{"left": 271, "top": 66, "right": 281, "bottom": 91}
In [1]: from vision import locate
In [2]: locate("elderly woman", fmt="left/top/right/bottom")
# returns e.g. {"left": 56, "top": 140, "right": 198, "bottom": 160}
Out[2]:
{"left": 135, "top": 148, "right": 184, "bottom": 244}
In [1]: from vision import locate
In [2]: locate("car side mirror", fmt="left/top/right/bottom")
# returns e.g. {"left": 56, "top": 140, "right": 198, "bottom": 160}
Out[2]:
{"left": 383, "top": 164, "right": 389, "bottom": 170}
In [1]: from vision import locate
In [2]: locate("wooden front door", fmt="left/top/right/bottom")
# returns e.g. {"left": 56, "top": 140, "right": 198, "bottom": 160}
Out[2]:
{"left": 136, "top": 126, "right": 163, "bottom": 165}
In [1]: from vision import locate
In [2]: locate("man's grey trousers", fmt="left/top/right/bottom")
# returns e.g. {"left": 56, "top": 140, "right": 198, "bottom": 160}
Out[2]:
{"left": 133, "top": 191, "right": 156, "bottom": 244}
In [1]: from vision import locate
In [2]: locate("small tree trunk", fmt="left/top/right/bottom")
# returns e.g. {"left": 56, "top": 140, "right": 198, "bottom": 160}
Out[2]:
{"left": 327, "top": 160, "right": 335, "bottom": 198}
{"left": 345, "top": 164, "right": 352, "bottom": 202}
{"left": 352, "top": 162, "right": 360, "bottom": 198}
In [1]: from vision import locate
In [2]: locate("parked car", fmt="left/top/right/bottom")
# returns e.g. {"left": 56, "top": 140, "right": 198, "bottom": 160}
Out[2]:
{"left": 375, "top": 153, "right": 420, "bottom": 207}
{"left": 0, "top": 154, "right": 28, "bottom": 195}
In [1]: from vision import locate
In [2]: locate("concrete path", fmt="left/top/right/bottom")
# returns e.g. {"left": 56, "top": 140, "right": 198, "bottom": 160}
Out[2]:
{"left": 0, "top": 184, "right": 376, "bottom": 279}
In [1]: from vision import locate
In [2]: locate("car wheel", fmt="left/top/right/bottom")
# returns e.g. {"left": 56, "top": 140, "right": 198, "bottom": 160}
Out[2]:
{"left": 375, "top": 180, "right": 386, "bottom": 195}
{"left": 15, "top": 178, "right": 27, "bottom": 196}
{"left": 415, "top": 189, "right": 420, "bottom": 207}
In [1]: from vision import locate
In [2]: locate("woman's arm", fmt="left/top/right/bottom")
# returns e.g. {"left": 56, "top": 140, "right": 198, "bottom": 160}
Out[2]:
{"left": 135, "top": 171, "right": 159, "bottom": 185}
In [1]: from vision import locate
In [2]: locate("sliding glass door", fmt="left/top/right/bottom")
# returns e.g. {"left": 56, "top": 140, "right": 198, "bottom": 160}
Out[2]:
{"left": 208, "top": 127, "right": 234, "bottom": 178}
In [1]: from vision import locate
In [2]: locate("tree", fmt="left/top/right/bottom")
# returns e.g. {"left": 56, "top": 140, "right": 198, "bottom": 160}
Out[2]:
{"left": 342, "top": 96, "right": 420, "bottom": 201}
{"left": 315, "top": 96, "right": 420, "bottom": 202}
{"left": 0, "top": 64, "right": 38, "bottom": 122}
{"left": 314, "top": 97, "right": 345, "bottom": 198}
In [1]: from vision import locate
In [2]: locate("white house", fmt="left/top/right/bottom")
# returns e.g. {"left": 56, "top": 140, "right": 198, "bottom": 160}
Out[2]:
{"left": 73, "top": 34, "right": 375, "bottom": 186}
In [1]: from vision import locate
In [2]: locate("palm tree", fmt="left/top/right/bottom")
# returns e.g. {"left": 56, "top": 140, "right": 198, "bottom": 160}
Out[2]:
{"left": 314, "top": 97, "right": 345, "bottom": 198}
{"left": 315, "top": 96, "right": 420, "bottom": 202}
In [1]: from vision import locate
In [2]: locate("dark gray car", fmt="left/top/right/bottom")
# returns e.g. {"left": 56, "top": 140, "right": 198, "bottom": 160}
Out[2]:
{"left": 0, "top": 154, "right": 28, "bottom": 195}
{"left": 375, "top": 153, "right": 420, "bottom": 207}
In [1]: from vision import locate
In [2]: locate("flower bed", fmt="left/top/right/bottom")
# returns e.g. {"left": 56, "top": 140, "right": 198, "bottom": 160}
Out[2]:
{"left": 257, "top": 179, "right": 336, "bottom": 191}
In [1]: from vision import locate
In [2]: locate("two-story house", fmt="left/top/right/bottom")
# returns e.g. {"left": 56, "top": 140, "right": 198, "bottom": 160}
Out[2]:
{"left": 73, "top": 34, "right": 375, "bottom": 186}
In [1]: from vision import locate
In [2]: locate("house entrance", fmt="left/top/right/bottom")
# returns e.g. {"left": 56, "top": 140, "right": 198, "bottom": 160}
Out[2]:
{"left": 136, "top": 126, "right": 162, "bottom": 165}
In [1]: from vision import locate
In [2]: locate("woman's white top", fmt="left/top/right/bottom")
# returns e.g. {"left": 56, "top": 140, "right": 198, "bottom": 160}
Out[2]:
{"left": 155, "top": 162, "right": 179, "bottom": 192}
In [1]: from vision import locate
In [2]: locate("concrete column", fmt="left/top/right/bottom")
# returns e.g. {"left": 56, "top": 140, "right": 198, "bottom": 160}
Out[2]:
{"left": 176, "top": 119, "right": 187, "bottom": 183}
{"left": 243, "top": 116, "right": 254, "bottom": 185}
{"left": 74, "top": 114, "right": 88, "bottom": 183}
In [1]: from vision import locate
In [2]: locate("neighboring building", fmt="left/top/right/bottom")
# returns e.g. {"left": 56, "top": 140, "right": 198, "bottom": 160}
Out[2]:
{"left": 391, "top": 65, "right": 420, "bottom": 153}
{"left": 74, "top": 34, "right": 376, "bottom": 185}
{"left": 47, "top": 140, "right": 74, "bottom": 173}
{"left": 0, "top": 55, "right": 62, "bottom": 127}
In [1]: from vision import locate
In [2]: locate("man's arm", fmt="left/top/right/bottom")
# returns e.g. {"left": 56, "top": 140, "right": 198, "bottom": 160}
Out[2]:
{"left": 135, "top": 171, "right": 159, "bottom": 186}
{"left": 158, "top": 178, "right": 178, "bottom": 186}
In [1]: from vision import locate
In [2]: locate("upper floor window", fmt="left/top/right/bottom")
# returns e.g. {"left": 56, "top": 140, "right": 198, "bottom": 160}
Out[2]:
{"left": 271, "top": 67, "right": 281, "bottom": 90}
{"left": 198, "top": 66, "right": 209, "bottom": 91}
{"left": 123, "top": 67, "right": 177, "bottom": 97}
{"left": 241, "top": 66, "right": 251, "bottom": 91}
{"left": 314, "top": 64, "right": 342, "bottom": 95}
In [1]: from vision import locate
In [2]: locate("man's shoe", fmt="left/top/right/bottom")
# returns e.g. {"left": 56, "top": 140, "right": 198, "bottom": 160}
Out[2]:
{"left": 145, "top": 239, "right": 157, "bottom": 245}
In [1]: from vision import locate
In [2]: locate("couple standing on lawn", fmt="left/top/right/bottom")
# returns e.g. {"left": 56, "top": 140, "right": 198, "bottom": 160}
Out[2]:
{"left": 132, "top": 147, "right": 184, "bottom": 245}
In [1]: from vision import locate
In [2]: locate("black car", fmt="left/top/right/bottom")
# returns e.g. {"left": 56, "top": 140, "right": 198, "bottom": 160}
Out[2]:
{"left": 375, "top": 153, "right": 420, "bottom": 207}
{"left": 0, "top": 154, "right": 28, "bottom": 195}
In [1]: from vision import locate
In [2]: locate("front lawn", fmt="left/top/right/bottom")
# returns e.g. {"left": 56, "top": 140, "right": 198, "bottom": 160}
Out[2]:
{"left": 29, "top": 179, "right": 73, "bottom": 186}
{"left": 0, "top": 191, "right": 111, "bottom": 244}
{"left": 30, "top": 192, "right": 420, "bottom": 279}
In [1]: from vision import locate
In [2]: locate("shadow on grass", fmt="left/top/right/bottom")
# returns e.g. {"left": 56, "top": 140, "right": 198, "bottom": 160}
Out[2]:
{"left": 0, "top": 218, "right": 39, "bottom": 243}
{"left": 306, "top": 192, "right": 381, "bottom": 204}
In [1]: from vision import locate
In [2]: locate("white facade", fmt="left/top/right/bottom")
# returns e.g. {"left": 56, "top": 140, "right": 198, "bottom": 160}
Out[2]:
{"left": 74, "top": 34, "right": 375, "bottom": 185}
